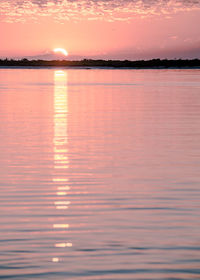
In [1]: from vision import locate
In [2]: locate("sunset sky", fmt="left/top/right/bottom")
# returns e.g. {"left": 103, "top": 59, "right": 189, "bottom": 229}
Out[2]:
{"left": 0, "top": 0, "right": 200, "bottom": 60}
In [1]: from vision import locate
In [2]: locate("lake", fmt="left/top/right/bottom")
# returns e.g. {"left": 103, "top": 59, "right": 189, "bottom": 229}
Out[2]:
{"left": 0, "top": 68, "right": 200, "bottom": 279}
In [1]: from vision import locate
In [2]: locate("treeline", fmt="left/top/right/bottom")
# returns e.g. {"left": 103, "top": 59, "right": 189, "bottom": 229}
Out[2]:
{"left": 0, "top": 58, "right": 200, "bottom": 68}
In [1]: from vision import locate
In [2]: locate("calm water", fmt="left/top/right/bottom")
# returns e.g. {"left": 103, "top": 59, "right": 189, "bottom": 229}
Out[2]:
{"left": 0, "top": 68, "right": 200, "bottom": 280}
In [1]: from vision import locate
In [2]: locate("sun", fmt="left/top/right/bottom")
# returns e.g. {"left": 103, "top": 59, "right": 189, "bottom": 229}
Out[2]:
{"left": 53, "top": 48, "right": 68, "bottom": 56}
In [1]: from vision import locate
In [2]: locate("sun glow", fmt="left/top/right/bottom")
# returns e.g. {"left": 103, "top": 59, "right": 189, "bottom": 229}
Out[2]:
{"left": 53, "top": 48, "right": 68, "bottom": 56}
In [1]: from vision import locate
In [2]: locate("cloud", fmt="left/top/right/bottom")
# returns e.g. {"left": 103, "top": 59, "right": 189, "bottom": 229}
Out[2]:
{"left": 1, "top": 0, "right": 200, "bottom": 23}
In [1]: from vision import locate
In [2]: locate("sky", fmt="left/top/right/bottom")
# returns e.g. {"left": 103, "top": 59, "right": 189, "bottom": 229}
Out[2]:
{"left": 0, "top": 0, "right": 200, "bottom": 60}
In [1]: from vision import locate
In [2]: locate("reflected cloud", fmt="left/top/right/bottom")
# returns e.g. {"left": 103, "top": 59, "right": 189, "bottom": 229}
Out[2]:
{"left": 1, "top": 0, "right": 200, "bottom": 22}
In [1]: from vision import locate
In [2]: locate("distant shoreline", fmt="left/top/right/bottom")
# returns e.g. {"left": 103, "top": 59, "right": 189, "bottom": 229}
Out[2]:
{"left": 0, "top": 58, "right": 200, "bottom": 69}
{"left": 1, "top": 66, "right": 200, "bottom": 70}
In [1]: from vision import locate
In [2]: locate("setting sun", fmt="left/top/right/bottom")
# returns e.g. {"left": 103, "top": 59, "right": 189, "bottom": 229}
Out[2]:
{"left": 53, "top": 48, "right": 68, "bottom": 56}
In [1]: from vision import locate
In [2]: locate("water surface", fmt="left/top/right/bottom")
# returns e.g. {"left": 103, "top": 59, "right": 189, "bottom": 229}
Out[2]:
{"left": 0, "top": 68, "right": 200, "bottom": 279}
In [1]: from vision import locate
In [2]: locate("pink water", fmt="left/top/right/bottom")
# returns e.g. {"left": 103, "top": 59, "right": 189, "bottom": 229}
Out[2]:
{"left": 0, "top": 68, "right": 200, "bottom": 279}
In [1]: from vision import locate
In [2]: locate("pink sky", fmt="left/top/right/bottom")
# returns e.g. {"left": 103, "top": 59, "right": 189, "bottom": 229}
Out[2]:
{"left": 0, "top": 0, "right": 200, "bottom": 59}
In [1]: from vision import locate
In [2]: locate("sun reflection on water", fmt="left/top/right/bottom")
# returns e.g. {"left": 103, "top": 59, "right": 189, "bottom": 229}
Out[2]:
{"left": 52, "top": 70, "right": 72, "bottom": 262}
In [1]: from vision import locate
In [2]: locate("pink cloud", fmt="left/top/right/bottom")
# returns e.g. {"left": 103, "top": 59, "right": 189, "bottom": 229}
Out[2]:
{"left": 1, "top": 0, "right": 200, "bottom": 23}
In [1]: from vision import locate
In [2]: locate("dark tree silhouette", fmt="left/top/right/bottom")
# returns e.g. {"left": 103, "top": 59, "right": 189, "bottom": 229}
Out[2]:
{"left": 0, "top": 58, "right": 200, "bottom": 68}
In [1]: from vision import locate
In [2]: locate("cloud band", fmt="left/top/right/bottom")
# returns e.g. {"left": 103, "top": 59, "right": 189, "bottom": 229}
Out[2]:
{"left": 1, "top": 0, "right": 200, "bottom": 22}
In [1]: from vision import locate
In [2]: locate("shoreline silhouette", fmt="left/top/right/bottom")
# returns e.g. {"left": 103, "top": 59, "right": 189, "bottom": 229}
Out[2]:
{"left": 0, "top": 58, "right": 200, "bottom": 68}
